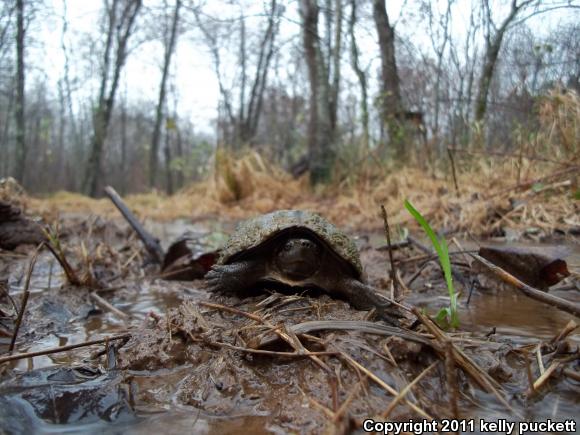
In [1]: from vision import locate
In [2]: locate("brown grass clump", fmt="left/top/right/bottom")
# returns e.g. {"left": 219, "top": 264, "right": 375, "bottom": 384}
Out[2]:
{"left": 536, "top": 88, "right": 579, "bottom": 159}
{"left": 197, "top": 148, "right": 308, "bottom": 212}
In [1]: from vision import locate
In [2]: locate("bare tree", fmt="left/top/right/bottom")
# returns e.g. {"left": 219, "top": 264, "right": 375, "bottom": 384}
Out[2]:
{"left": 299, "top": 0, "right": 342, "bottom": 184}
{"left": 474, "top": 0, "right": 536, "bottom": 123}
{"left": 348, "top": 0, "right": 369, "bottom": 151}
{"left": 373, "top": 0, "right": 401, "bottom": 114}
{"left": 446, "top": 2, "right": 480, "bottom": 147}
{"left": 0, "top": 3, "right": 15, "bottom": 176}
{"left": 241, "top": 0, "right": 281, "bottom": 144}
{"left": 194, "top": 0, "right": 281, "bottom": 148}
{"left": 14, "top": 0, "right": 26, "bottom": 183}
{"left": 83, "top": 0, "right": 142, "bottom": 197}
{"left": 424, "top": 0, "right": 453, "bottom": 145}
{"left": 373, "top": 0, "right": 404, "bottom": 155}
{"left": 150, "top": 0, "right": 181, "bottom": 189}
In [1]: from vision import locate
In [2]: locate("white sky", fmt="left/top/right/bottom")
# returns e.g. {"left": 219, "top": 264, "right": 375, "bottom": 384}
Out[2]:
{"left": 29, "top": 0, "right": 579, "bottom": 137}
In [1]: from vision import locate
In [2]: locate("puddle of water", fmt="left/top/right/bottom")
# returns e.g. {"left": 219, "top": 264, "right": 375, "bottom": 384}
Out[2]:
{"left": 462, "top": 287, "right": 580, "bottom": 341}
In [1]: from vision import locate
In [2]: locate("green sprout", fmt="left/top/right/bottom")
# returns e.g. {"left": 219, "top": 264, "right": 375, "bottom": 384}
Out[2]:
{"left": 404, "top": 200, "right": 459, "bottom": 329}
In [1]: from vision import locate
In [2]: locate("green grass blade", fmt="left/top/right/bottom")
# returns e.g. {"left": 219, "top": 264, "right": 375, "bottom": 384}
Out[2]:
{"left": 404, "top": 200, "right": 459, "bottom": 328}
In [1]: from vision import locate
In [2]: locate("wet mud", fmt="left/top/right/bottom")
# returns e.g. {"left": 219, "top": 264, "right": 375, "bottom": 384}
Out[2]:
{"left": 0, "top": 214, "right": 579, "bottom": 434}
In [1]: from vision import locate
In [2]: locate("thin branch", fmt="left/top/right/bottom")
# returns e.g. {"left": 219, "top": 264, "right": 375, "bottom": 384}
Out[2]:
{"left": 8, "top": 244, "right": 41, "bottom": 352}
{"left": 0, "top": 333, "right": 132, "bottom": 364}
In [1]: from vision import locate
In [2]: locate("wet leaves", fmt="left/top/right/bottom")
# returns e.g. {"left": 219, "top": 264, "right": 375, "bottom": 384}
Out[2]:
{"left": 161, "top": 233, "right": 219, "bottom": 280}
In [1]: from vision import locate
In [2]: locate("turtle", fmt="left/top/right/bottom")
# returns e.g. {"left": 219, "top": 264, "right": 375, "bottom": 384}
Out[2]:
{"left": 205, "top": 210, "right": 402, "bottom": 325}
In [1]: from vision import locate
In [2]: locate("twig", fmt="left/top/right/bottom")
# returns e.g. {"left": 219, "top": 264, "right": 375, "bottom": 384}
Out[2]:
{"left": 297, "top": 386, "right": 335, "bottom": 419}
{"left": 536, "top": 344, "right": 545, "bottom": 375}
{"left": 104, "top": 186, "right": 164, "bottom": 264}
{"left": 339, "top": 351, "right": 434, "bottom": 420}
{"left": 333, "top": 381, "right": 362, "bottom": 423}
{"left": 527, "top": 360, "right": 562, "bottom": 396}
{"left": 257, "top": 320, "right": 432, "bottom": 348}
{"left": 381, "top": 361, "right": 437, "bottom": 419}
{"left": 412, "top": 307, "right": 521, "bottom": 418}
{"left": 550, "top": 320, "right": 578, "bottom": 344}
{"left": 0, "top": 333, "right": 132, "bottom": 364}
{"left": 447, "top": 147, "right": 459, "bottom": 196}
{"left": 376, "top": 239, "right": 410, "bottom": 251}
{"left": 405, "top": 259, "right": 433, "bottom": 287}
{"left": 200, "top": 301, "right": 333, "bottom": 373}
{"left": 380, "top": 205, "right": 399, "bottom": 299}
{"left": 471, "top": 253, "right": 580, "bottom": 318}
{"left": 89, "top": 292, "right": 129, "bottom": 321}
{"left": 562, "top": 368, "right": 580, "bottom": 382}
{"left": 9, "top": 245, "right": 41, "bottom": 352}
{"left": 43, "top": 231, "right": 82, "bottom": 285}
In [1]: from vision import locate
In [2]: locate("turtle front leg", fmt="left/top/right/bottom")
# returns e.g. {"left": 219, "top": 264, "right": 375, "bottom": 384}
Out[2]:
{"left": 205, "top": 260, "right": 266, "bottom": 294}
{"left": 335, "top": 279, "right": 403, "bottom": 326}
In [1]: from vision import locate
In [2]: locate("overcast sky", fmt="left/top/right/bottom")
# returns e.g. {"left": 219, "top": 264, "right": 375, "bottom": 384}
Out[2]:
{"left": 29, "top": 0, "right": 580, "bottom": 137}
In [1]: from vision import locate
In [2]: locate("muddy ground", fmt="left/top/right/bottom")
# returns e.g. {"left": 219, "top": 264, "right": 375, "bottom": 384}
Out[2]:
{"left": 0, "top": 179, "right": 579, "bottom": 434}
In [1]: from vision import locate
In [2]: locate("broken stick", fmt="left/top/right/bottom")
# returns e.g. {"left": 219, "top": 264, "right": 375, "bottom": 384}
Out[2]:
{"left": 104, "top": 186, "right": 164, "bottom": 264}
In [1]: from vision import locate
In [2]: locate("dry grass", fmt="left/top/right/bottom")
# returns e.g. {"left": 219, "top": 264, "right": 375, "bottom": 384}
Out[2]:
{"left": 22, "top": 156, "right": 577, "bottom": 239}
{"left": 13, "top": 88, "right": 580, "bottom": 237}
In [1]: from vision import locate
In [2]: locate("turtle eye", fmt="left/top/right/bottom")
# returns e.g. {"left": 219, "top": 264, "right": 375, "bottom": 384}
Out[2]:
{"left": 284, "top": 243, "right": 292, "bottom": 251}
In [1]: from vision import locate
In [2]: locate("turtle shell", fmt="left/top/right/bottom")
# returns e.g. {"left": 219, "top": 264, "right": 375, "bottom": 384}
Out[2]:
{"left": 218, "top": 210, "right": 363, "bottom": 277}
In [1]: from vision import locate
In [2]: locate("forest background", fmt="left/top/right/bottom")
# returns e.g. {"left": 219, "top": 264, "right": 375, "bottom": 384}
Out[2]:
{"left": 0, "top": 0, "right": 578, "bottom": 199}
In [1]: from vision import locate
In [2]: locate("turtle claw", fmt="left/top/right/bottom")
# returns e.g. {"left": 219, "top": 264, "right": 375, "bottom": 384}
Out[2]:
{"left": 204, "top": 265, "right": 229, "bottom": 293}
{"left": 204, "top": 261, "right": 260, "bottom": 293}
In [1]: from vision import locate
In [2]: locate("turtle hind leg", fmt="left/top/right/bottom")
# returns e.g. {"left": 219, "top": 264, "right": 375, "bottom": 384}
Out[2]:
{"left": 204, "top": 260, "right": 265, "bottom": 293}
{"left": 337, "top": 279, "right": 403, "bottom": 326}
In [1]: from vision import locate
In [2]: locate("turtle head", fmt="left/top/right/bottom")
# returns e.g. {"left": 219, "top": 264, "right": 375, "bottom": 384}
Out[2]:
{"left": 275, "top": 237, "right": 322, "bottom": 280}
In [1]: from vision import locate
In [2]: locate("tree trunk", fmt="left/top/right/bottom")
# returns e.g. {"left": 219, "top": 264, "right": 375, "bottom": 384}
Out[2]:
{"left": 0, "top": 84, "right": 15, "bottom": 176}
{"left": 83, "top": 0, "right": 118, "bottom": 196}
{"left": 329, "top": 0, "right": 342, "bottom": 131}
{"left": 164, "top": 125, "right": 174, "bottom": 195}
{"left": 150, "top": 0, "right": 181, "bottom": 188}
{"left": 373, "top": 0, "right": 403, "bottom": 152}
{"left": 348, "top": 0, "right": 369, "bottom": 151}
{"left": 175, "top": 126, "right": 184, "bottom": 188}
{"left": 475, "top": 0, "right": 532, "bottom": 123}
{"left": 84, "top": 0, "right": 141, "bottom": 197}
{"left": 120, "top": 95, "right": 128, "bottom": 195}
{"left": 475, "top": 35, "right": 507, "bottom": 123}
{"left": 244, "top": 0, "right": 279, "bottom": 143}
{"left": 300, "top": 0, "right": 336, "bottom": 185}
{"left": 237, "top": 12, "right": 246, "bottom": 147}
{"left": 14, "top": 0, "right": 26, "bottom": 184}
